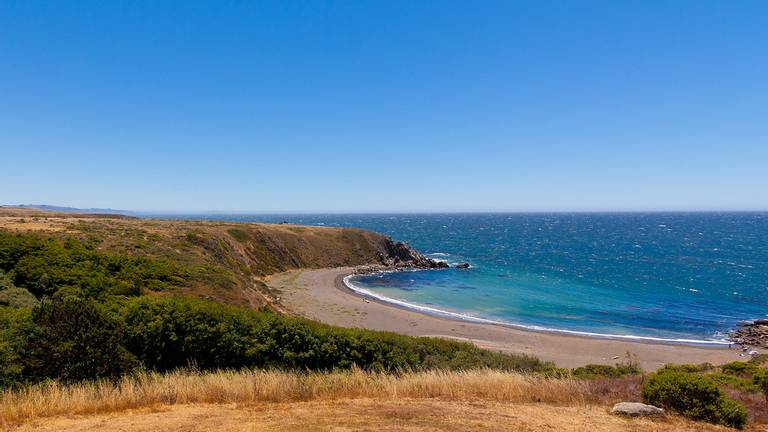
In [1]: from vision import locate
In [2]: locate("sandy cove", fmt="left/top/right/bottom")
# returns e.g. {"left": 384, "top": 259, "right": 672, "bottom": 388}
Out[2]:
{"left": 266, "top": 267, "right": 747, "bottom": 370}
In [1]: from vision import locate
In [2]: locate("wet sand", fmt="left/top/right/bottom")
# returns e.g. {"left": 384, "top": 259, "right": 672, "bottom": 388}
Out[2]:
{"left": 266, "top": 267, "right": 746, "bottom": 370}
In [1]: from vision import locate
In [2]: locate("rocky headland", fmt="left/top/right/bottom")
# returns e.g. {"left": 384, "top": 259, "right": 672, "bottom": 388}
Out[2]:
{"left": 380, "top": 239, "right": 449, "bottom": 269}
{"left": 353, "top": 240, "right": 449, "bottom": 275}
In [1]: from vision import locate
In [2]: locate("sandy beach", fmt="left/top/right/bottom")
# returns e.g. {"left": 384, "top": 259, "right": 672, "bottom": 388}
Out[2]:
{"left": 266, "top": 267, "right": 747, "bottom": 370}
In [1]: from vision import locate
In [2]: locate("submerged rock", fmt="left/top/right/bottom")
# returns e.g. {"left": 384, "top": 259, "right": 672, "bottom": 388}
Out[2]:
{"left": 454, "top": 263, "right": 471, "bottom": 269}
{"left": 611, "top": 402, "right": 665, "bottom": 417}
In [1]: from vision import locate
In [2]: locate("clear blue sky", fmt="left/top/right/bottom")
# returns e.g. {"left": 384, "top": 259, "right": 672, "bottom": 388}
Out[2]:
{"left": 1, "top": 1, "right": 766, "bottom": 212}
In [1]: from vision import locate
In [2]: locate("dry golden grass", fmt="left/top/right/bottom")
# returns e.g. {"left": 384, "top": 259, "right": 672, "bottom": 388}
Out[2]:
{"left": 0, "top": 216, "right": 88, "bottom": 232}
{"left": 0, "top": 369, "right": 744, "bottom": 432}
{"left": 9, "top": 400, "right": 741, "bottom": 432}
{"left": 1, "top": 369, "right": 597, "bottom": 426}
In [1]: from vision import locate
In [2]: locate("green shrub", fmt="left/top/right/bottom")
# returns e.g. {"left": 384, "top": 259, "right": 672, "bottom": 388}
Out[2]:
{"left": 661, "top": 363, "right": 710, "bottom": 373}
{"left": 642, "top": 367, "right": 748, "bottom": 428}
{"left": 721, "top": 361, "right": 760, "bottom": 377}
{"left": 122, "top": 296, "right": 553, "bottom": 373}
{"left": 0, "top": 271, "right": 13, "bottom": 290}
{"left": 20, "top": 297, "right": 139, "bottom": 383}
{"left": 0, "top": 271, "right": 38, "bottom": 308}
{"left": 0, "top": 232, "right": 44, "bottom": 271}
{"left": 571, "top": 362, "right": 641, "bottom": 379}
{"left": 752, "top": 368, "right": 768, "bottom": 400}
{"left": 0, "top": 231, "right": 188, "bottom": 299}
{"left": 0, "top": 307, "right": 30, "bottom": 387}
{"left": 0, "top": 286, "right": 39, "bottom": 308}
{"left": 708, "top": 372, "right": 758, "bottom": 392}
{"left": 0, "top": 293, "right": 556, "bottom": 387}
{"left": 123, "top": 296, "right": 260, "bottom": 371}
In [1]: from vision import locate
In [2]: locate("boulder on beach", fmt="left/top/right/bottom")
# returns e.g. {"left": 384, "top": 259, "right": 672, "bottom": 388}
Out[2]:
{"left": 611, "top": 402, "right": 665, "bottom": 417}
{"left": 730, "top": 320, "right": 768, "bottom": 348}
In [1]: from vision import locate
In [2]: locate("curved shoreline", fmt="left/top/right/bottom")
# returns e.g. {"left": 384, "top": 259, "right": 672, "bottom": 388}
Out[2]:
{"left": 269, "top": 267, "right": 748, "bottom": 370}
{"left": 340, "top": 272, "right": 729, "bottom": 347}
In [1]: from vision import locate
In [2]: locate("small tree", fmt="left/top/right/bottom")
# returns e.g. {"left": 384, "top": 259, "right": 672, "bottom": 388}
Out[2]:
{"left": 21, "top": 297, "right": 138, "bottom": 383}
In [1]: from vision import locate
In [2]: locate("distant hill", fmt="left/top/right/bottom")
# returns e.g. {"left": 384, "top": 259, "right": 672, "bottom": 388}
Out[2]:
{"left": 9, "top": 204, "right": 135, "bottom": 215}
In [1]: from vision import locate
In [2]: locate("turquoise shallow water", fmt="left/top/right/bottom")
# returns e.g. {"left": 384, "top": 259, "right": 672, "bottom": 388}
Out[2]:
{"left": 149, "top": 213, "right": 768, "bottom": 343}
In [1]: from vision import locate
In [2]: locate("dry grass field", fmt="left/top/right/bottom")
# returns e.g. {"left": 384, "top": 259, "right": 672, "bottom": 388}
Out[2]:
{"left": 7, "top": 400, "right": 741, "bottom": 432}
{"left": 0, "top": 369, "right": 750, "bottom": 432}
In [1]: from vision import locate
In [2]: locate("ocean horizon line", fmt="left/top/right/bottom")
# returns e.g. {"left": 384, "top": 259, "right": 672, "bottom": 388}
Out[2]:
{"left": 6, "top": 205, "right": 768, "bottom": 216}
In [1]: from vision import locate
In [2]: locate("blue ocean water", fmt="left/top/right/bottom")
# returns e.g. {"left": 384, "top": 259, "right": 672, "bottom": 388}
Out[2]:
{"left": 149, "top": 213, "right": 768, "bottom": 343}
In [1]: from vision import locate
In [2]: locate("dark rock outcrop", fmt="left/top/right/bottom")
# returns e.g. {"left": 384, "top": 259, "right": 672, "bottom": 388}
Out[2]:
{"left": 379, "top": 239, "right": 449, "bottom": 269}
{"left": 454, "top": 263, "right": 471, "bottom": 269}
{"left": 731, "top": 320, "right": 768, "bottom": 348}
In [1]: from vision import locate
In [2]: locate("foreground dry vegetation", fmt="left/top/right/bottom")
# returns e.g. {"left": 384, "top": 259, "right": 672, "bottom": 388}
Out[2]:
{"left": 0, "top": 368, "right": 744, "bottom": 432}
{"left": 7, "top": 400, "right": 740, "bottom": 432}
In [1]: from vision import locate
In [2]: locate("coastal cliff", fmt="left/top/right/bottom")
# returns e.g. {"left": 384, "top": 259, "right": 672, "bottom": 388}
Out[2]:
{"left": 0, "top": 208, "right": 445, "bottom": 310}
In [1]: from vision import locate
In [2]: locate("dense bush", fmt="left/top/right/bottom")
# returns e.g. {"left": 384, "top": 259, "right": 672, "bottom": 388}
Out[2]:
{"left": 123, "top": 296, "right": 552, "bottom": 373}
{"left": 751, "top": 368, "right": 768, "bottom": 400}
{"left": 0, "top": 271, "right": 38, "bottom": 307}
{"left": 0, "top": 271, "right": 14, "bottom": 290}
{"left": 642, "top": 366, "right": 748, "bottom": 428}
{"left": 0, "top": 231, "right": 187, "bottom": 299}
{"left": 571, "top": 362, "right": 641, "bottom": 379}
{"left": 721, "top": 361, "right": 761, "bottom": 378}
{"left": 0, "top": 306, "right": 29, "bottom": 387}
{"left": 0, "top": 232, "right": 44, "bottom": 270}
{"left": 707, "top": 372, "right": 758, "bottom": 393}
{"left": 0, "top": 286, "right": 38, "bottom": 308}
{"left": 20, "top": 297, "right": 139, "bottom": 383}
{"left": 123, "top": 297, "right": 261, "bottom": 371}
{"left": 0, "top": 293, "right": 554, "bottom": 386}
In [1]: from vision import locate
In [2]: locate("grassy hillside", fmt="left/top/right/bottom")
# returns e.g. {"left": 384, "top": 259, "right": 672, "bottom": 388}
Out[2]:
{"left": 0, "top": 208, "right": 396, "bottom": 309}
